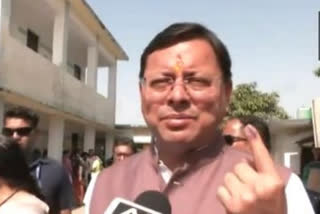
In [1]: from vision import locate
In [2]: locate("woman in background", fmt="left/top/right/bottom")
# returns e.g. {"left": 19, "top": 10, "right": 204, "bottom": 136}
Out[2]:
{"left": 0, "top": 135, "right": 49, "bottom": 213}
{"left": 71, "top": 149, "right": 84, "bottom": 206}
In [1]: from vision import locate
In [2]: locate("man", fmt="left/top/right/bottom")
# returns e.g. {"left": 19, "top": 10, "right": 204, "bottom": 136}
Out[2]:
{"left": 223, "top": 115, "right": 314, "bottom": 213}
{"left": 107, "top": 137, "right": 136, "bottom": 165}
{"left": 222, "top": 116, "right": 271, "bottom": 152}
{"left": 302, "top": 148, "right": 320, "bottom": 187}
{"left": 302, "top": 147, "right": 320, "bottom": 214}
{"left": 90, "top": 23, "right": 313, "bottom": 214}
{"left": 3, "top": 107, "right": 73, "bottom": 214}
{"left": 62, "top": 150, "right": 73, "bottom": 184}
{"left": 87, "top": 149, "right": 103, "bottom": 182}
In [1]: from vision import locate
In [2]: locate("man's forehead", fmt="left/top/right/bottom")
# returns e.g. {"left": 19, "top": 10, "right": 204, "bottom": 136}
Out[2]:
{"left": 115, "top": 144, "right": 134, "bottom": 152}
{"left": 226, "top": 119, "right": 242, "bottom": 127}
{"left": 5, "top": 117, "right": 31, "bottom": 126}
{"left": 172, "top": 54, "right": 184, "bottom": 74}
{"left": 224, "top": 119, "right": 244, "bottom": 134}
{"left": 145, "top": 40, "right": 219, "bottom": 77}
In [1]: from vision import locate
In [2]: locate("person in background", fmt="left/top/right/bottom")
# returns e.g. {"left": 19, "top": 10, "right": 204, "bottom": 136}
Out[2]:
{"left": 222, "top": 115, "right": 271, "bottom": 152}
{"left": 3, "top": 106, "right": 73, "bottom": 214}
{"left": 83, "top": 139, "right": 136, "bottom": 214}
{"left": 71, "top": 149, "right": 84, "bottom": 206}
{"left": 105, "top": 137, "right": 137, "bottom": 166}
{"left": 81, "top": 152, "right": 90, "bottom": 189}
{"left": 302, "top": 147, "right": 320, "bottom": 214}
{"left": 0, "top": 135, "right": 49, "bottom": 213}
{"left": 87, "top": 149, "right": 103, "bottom": 182}
{"left": 302, "top": 147, "right": 320, "bottom": 186}
{"left": 62, "top": 150, "right": 73, "bottom": 184}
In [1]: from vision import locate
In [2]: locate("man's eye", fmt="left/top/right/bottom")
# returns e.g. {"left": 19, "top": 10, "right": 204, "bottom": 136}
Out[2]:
{"left": 186, "top": 78, "right": 211, "bottom": 89}
{"left": 150, "top": 78, "right": 172, "bottom": 89}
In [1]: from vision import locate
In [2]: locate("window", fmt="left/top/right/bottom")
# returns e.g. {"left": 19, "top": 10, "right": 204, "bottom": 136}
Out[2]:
{"left": 26, "top": 29, "right": 39, "bottom": 52}
{"left": 71, "top": 133, "right": 79, "bottom": 151}
{"left": 74, "top": 64, "right": 82, "bottom": 80}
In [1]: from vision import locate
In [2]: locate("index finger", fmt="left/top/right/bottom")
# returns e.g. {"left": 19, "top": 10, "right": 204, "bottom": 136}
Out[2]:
{"left": 244, "top": 124, "right": 278, "bottom": 175}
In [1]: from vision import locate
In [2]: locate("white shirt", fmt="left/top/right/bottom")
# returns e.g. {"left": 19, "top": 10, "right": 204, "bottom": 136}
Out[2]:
{"left": 286, "top": 173, "right": 315, "bottom": 214}
{"left": 83, "top": 173, "right": 99, "bottom": 214}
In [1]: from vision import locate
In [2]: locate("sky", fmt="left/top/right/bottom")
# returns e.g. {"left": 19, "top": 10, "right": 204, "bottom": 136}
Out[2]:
{"left": 91, "top": 0, "right": 320, "bottom": 125}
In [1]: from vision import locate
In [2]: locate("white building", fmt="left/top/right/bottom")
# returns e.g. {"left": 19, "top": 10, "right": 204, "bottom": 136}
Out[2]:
{"left": 115, "top": 124, "right": 152, "bottom": 150}
{"left": 0, "top": 0, "right": 128, "bottom": 161}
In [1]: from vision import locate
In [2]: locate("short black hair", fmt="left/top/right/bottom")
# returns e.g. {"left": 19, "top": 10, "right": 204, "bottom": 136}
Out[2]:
{"left": 4, "top": 106, "right": 39, "bottom": 129}
{"left": 0, "top": 135, "right": 44, "bottom": 200}
{"left": 113, "top": 137, "right": 137, "bottom": 153}
{"left": 139, "top": 22, "right": 232, "bottom": 83}
{"left": 238, "top": 115, "right": 271, "bottom": 151}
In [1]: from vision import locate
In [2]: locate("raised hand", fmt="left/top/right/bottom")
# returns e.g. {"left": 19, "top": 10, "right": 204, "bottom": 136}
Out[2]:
{"left": 217, "top": 124, "right": 286, "bottom": 214}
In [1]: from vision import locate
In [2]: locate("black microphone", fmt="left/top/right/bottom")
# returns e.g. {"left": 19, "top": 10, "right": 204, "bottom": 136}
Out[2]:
{"left": 104, "top": 191, "right": 171, "bottom": 214}
{"left": 135, "top": 191, "right": 171, "bottom": 214}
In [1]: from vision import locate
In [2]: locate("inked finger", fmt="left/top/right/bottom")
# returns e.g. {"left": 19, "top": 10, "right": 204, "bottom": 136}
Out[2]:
{"left": 244, "top": 124, "right": 277, "bottom": 176}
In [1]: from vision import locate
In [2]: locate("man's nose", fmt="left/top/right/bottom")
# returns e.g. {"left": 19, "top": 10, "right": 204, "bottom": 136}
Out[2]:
{"left": 12, "top": 131, "right": 20, "bottom": 139}
{"left": 167, "top": 82, "right": 190, "bottom": 109}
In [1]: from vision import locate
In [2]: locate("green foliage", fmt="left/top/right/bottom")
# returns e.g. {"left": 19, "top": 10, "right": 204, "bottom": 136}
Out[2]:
{"left": 314, "top": 67, "right": 320, "bottom": 77}
{"left": 228, "top": 82, "right": 289, "bottom": 120}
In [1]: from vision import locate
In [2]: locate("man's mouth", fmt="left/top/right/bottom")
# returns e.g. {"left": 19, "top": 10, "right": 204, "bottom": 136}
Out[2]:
{"left": 161, "top": 114, "right": 196, "bottom": 129}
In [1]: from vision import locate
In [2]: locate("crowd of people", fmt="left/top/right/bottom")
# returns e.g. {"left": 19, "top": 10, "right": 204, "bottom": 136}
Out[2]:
{"left": 0, "top": 106, "right": 137, "bottom": 214}
{"left": 0, "top": 22, "right": 319, "bottom": 214}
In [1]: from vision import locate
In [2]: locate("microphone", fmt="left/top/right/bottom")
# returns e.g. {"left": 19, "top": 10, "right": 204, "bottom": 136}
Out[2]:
{"left": 104, "top": 191, "right": 171, "bottom": 214}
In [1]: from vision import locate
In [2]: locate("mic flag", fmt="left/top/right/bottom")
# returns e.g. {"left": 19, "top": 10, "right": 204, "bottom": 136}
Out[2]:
{"left": 104, "top": 197, "right": 162, "bottom": 214}
{"left": 104, "top": 191, "right": 171, "bottom": 214}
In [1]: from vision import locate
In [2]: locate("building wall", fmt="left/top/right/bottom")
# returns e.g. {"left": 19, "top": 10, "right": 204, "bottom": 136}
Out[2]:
{"left": 10, "top": 20, "right": 52, "bottom": 61}
{"left": 0, "top": 35, "right": 114, "bottom": 127}
{"left": 271, "top": 134, "right": 302, "bottom": 174}
{"left": 270, "top": 120, "right": 314, "bottom": 175}
{"left": 0, "top": 0, "right": 126, "bottom": 161}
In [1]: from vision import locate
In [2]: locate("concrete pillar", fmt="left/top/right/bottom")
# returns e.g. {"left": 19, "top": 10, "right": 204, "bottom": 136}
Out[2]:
{"left": 0, "top": 0, "right": 11, "bottom": 32}
{"left": 52, "top": 1, "right": 69, "bottom": 69}
{"left": 47, "top": 116, "right": 64, "bottom": 162}
{"left": 86, "top": 44, "right": 98, "bottom": 89}
{"left": 0, "top": 99, "right": 4, "bottom": 131}
{"left": 84, "top": 126, "right": 95, "bottom": 152}
{"left": 105, "top": 133, "right": 114, "bottom": 159}
{"left": 312, "top": 98, "right": 320, "bottom": 148}
{"left": 108, "top": 63, "right": 117, "bottom": 125}
{"left": 0, "top": 0, "right": 11, "bottom": 59}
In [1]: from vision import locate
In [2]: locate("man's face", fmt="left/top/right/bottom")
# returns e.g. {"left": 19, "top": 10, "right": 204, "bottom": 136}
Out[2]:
{"left": 222, "top": 119, "right": 249, "bottom": 152}
{"left": 140, "top": 39, "right": 232, "bottom": 148}
{"left": 88, "top": 150, "right": 94, "bottom": 157}
{"left": 3, "top": 117, "right": 35, "bottom": 151}
{"left": 113, "top": 145, "right": 134, "bottom": 163}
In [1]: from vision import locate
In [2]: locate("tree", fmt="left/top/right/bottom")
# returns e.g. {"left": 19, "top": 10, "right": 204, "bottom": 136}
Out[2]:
{"left": 228, "top": 82, "right": 289, "bottom": 120}
{"left": 314, "top": 67, "right": 320, "bottom": 77}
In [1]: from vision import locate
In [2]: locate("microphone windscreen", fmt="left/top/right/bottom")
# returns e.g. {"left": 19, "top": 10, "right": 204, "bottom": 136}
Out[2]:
{"left": 135, "top": 191, "right": 171, "bottom": 214}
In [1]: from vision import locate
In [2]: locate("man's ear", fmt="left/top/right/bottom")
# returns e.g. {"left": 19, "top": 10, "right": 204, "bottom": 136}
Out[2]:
{"left": 139, "top": 82, "right": 146, "bottom": 116}
{"left": 31, "top": 128, "right": 40, "bottom": 141}
{"left": 139, "top": 82, "right": 143, "bottom": 94}
{"left": 225, "top": 80, "right": 233, "bottom": 104}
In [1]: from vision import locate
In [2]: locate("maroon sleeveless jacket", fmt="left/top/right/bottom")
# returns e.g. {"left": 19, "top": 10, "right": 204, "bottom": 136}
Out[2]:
{"left": 90, "top": 138, "right": 291, "bottom": 214}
